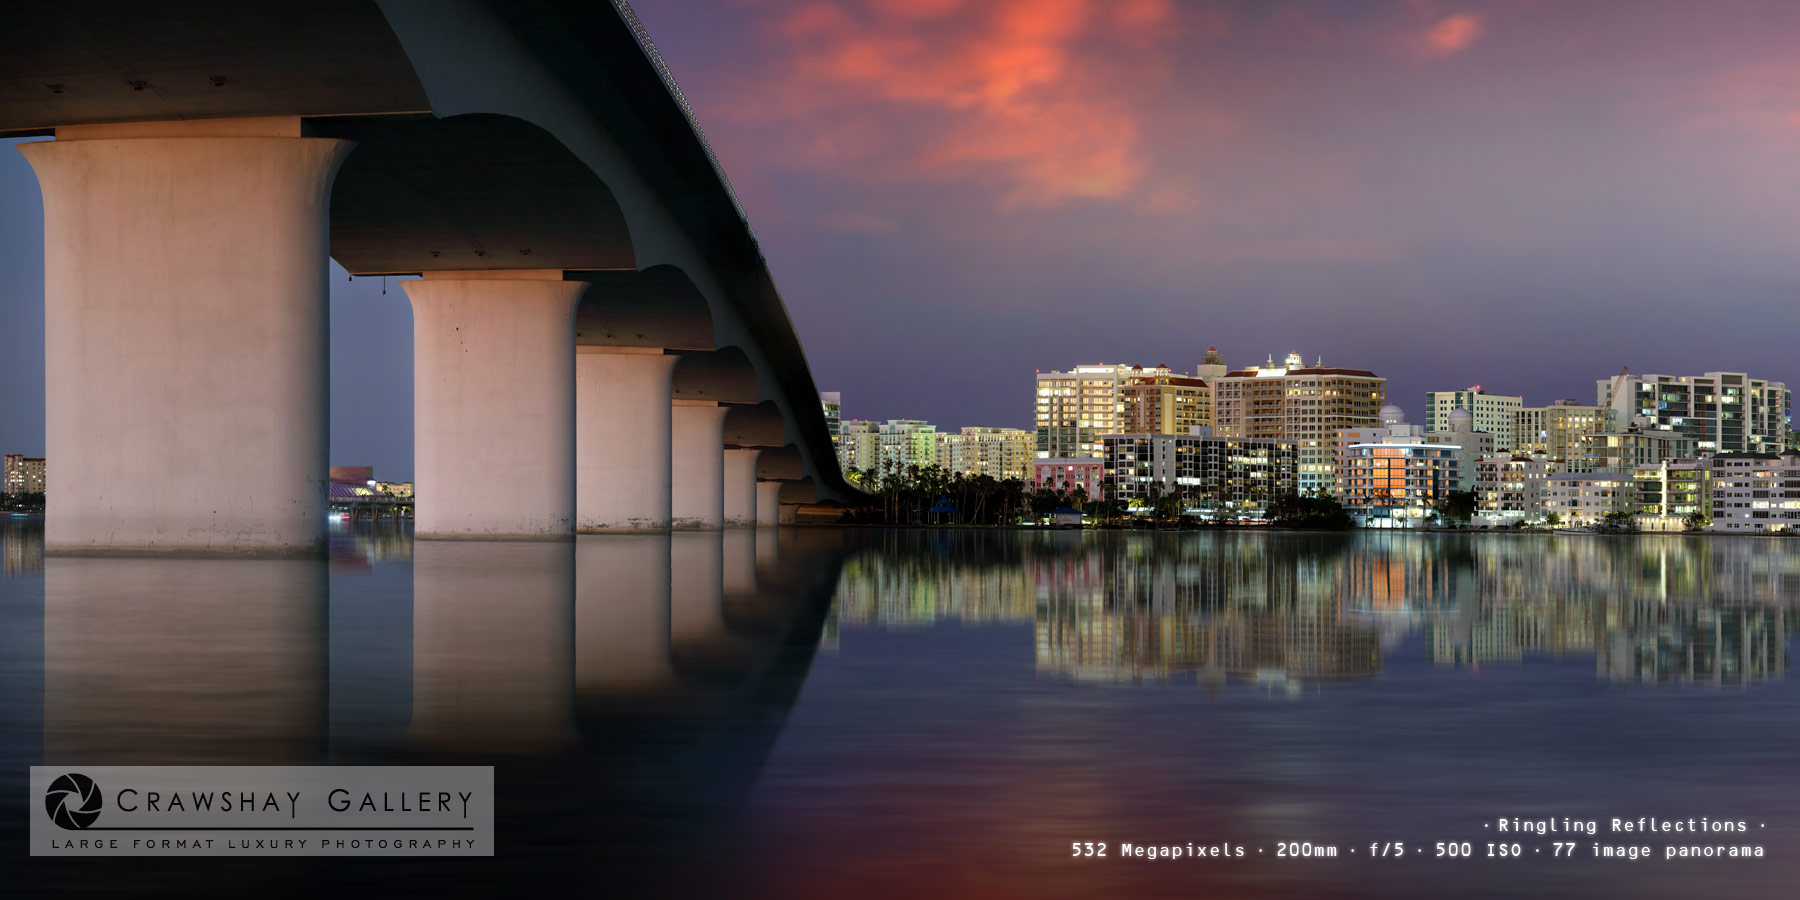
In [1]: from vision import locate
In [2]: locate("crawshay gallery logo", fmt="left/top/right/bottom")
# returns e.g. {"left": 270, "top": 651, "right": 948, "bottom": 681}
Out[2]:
{"left": 45, "top": 772, "right": 103, "bottom": 830}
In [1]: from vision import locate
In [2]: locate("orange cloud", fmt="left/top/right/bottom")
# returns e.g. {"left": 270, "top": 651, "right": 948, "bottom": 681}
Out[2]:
{"left": 1418, "top": 13, "right": 1484, "bottom": 58}
{"left": 723, "top": 0, "right": 1187, "bottom": 209}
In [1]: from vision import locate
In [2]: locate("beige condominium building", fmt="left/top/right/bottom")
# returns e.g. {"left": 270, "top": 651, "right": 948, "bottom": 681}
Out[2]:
{"left": 1119, "top": 374, "right": 1211, "bottom": 436}
{"left": 1597, "top": 369, "right": 1791, "bottom": 454}
{"left": 1513, "top": 400, "right": 1614, "bottom": 464}
{"left": 1213, "top": 350, "right": 1386, "bottom": 496}
{"left": 1035, "top": 363, "right": 1173, "bottom": 459}
{"left": 1425, "top": 387, "right": 1522, "bottom": 450}
{"left": 2, "top": 454, "right": 46, "bottom": 495}
{"left": 838, "top": 419, "right": 937, "bottom": 477}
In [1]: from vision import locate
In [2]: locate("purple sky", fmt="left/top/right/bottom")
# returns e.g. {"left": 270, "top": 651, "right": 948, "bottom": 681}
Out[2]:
{"left": 3, "top": 0, "right": 1798, "bottom": 477}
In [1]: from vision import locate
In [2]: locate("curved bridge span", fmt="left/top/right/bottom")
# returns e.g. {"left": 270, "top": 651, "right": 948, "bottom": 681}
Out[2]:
{"left": 1, "top": 0, "right": 855, "bottom": 553}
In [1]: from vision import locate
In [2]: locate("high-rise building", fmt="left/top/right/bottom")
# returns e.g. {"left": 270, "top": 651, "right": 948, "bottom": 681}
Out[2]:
{"left": 820, "top": 391, "right": 841, "bottom": 447}
{"left": 838, "top": 419, "right": 937, "bottom": 477}
{"left": 1578, "top": 418, "right": 1697, "bottom": 473}
{"left": 1513, "top": 400, "right": 1614, "bottom": 464}
{"left": 1119, "top": 374, "right": 1211, "bottom": 436}
{"left": 934, "top": 427, "right": 1035, "bottom": 481}
{"left": 1633, "top": 459, "right": 1710, "bottom": 531}
{"left": 2, "top": 455, "right": 45, "bottom": 496}
{"left": 1475, "top": 453, "right": 1554, "bottom": 522}
{"left": 1034, "top": 363, "right": 1172, "bottom": 459}
{"left": 1425, "top": 387, "right": 1521, "bottom": 450}
{"left": 1597, "top": 370, "right": 1791, "bottom": 454}
{"left": 1212, "top": 349, "right": 1386, "bottom": 495}
{"left": 1099, "top": 430, "right": 1297, "bottom": 520}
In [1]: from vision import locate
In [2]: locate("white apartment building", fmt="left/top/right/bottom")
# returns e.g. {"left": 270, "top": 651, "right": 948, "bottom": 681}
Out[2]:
{"left": 1035, "top": 363, "right": 1172, "bottom": 459}
{"left": 1426, "top": 387, "right": 1522, "bottom": 450}
{"left": 1707, "top": 451, "right": 1800, "bottom": 534}
{"left": 839, "top": 419, "right": 937, "bottom": 477}
{"left": 1514, "top": 400, "right": 1614, "bottom": 464}
{"left": 934, "top": 427, "right": 1035, "bottom": 481}
{"left": 1475, "top": 454, "right": 1554, "bottom": 524}
{"left": 1597, "top": 370, "right": 1791, "bottom": 454}
{"left": 1543, "top": 472, "right": 1636, "bottom": 526}
{"left": 1100, "top": 430, "right": 1298, "bottom": 520}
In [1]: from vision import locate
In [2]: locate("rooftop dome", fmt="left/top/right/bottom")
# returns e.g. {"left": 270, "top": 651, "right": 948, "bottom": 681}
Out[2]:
{"left": 1448, "top": 407, "right": 1473, "bottom": 427}
{"left": 1380, "top": 404, "right": 1405, "bottom": 425}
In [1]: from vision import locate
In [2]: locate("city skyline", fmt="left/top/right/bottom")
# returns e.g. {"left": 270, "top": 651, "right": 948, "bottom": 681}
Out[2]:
{"left": 5, "top": 0, "right": 1800, "bottom": 480}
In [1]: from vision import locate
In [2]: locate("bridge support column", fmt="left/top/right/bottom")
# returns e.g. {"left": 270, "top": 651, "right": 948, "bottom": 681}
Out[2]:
{"left": 671, "top": 401, "right": 728, "bottom": 530}
{"left": 19, "top": 118, "right": 353, "bottom": 555}
{"left": 576, "top": 348, "right": 677, "bottom": 532}
{"left": 756, "top": 480, "right": 784, "bottom": 527}
{"left": 404, "top": 271, "right": 587, "bottom": 540}
{"left": 722, "top": 449, "right": 762, "bottom": 527}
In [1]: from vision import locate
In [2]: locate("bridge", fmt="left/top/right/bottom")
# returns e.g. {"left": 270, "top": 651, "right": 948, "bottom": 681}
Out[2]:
{"left": 1, "top": 0, "right": 855, "bottom": 554}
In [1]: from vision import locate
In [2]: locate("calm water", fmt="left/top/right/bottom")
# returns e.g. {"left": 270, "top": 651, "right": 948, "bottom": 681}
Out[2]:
{"left": 3, "top": 519, "right": 1798, "bottom": 898}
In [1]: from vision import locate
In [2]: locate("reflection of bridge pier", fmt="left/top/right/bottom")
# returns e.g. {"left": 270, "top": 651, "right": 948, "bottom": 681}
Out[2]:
{"left": 410, "top": 541, "right": 575, "bottom": 754}
{"left": 575, "top": 534, "right": 677, "bottom": 697}
{"left": 44, "top": 557, "right": 327, "bottom": 764}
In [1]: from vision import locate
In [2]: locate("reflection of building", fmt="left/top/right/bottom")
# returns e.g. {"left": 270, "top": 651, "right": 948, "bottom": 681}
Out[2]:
{"left": 934, "top": 427, "right": 1034, "bottom": 481}
{"left": 1035, "top": 363, "right": 1172, "bottom": 459}
{"left": 1708, "top": 451, "right": 1800, "bottom": 533}
{"left": 1033, "top": 458, "right": 1103, "bottom": 498}
{"left": 3, "top": 454, "right": 46, "bottom": 495}
{"left": 2, "top": 521, "right": 44, "bottom": 576}
{"left": 1598, "top": 370, "right": 1791, "bottom": 454}
{"left": 1212, "top": 350, "right": 1386, "bottom": 496}
{"left": 1100, "top": 431, "right": 1298, "bottom": 518}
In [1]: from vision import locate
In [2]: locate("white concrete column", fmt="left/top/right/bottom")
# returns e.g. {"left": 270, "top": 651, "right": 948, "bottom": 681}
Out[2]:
{"left": 671, "top": 401, "right": 729, "bottom": 530}
{"left": 19, "top": 118, "right": 353, "bottom": 555}
{"left": 722, "top": 448, "right": 762, "bottom": 527}
{"left": 756, "top": 480, "right": 784, "bottom": 527}
{"left": 405, "top": 271, "right": 587, "bottom": 540}
{"left": 577, "top": 348, "right": 677, "bottom": 532}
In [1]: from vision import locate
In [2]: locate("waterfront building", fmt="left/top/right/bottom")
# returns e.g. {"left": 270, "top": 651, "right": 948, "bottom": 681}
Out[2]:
{"left": 1633, "top": 459, "right": 1710, "bottom": 532}
{"left": 1195, "top": 345, "right": 1229, "bottom": 382}
{"left": 1597, "top": 370, "right": 1791, "bottom": 454}
{"left": 1099, "top": 429, "right": 1297, "bottom": 520}
{"left": 1034, "top": 363, "right": 1173, "bottom": 459}
{"left": 1475, "top": 453, "right": 1554, "bottom": 525}
{"left": 1211, "top": 349, "right": 1385, "bottom": 496}
{"left": 1426, "top": 387, "right": 1522, "bottom": 450}
{"left": 1707, "top": 451, "right": 1800, "bottom": 534}
{"left": 1337, "top": 411, "right": 1461, "bottom": 528}
{"left": 1033, "top": 458, "right": 1104, "bottom": 499}
{"left": 839, "top": 419, "right": 938, "bottom": 477}
{"left": 2, "top": 454, "right": 45, "bottom": 495}
{"left": 1336, "top": 406, "right": 1488, "bottom": 496}
{"left": 1578, "top": 418, "right": 1697, "bottom": 473}
{"left": 1543, "top": 472, "right": 1636, "bottom": 525}
{"left": 1425, "top": 408, "right": 1495, "bottom": 492}
{"left": 1119, "top": 373, "right": 1211, "bottom": 435}
{"left": 820, "top": 391, "right": 842, "bottom": 449}
{"left": 1513, "top": 400, "right": 1614, "bottom": 463}
{"left": 934, "top": 427, "right": 1035, "bottom": 481}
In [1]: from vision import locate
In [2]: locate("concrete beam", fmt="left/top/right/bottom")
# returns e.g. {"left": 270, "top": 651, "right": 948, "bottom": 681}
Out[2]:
{"left": 405, "top": 270, "right": 586, "bottom": 540}
{"left": 20, "top": 118, "right": 352, "bottom": 555}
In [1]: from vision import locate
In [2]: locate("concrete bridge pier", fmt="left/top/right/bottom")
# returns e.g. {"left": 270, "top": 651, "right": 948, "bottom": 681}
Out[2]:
{"left": 19, "top": 118, "right": 352, "bottom": 555}
{"left": 723, "top": 449, "right": 763, "bottom": 527}
{"left": 756, "top": 481, "right": 785, "bottom": 527}
{"left": 671, "top": 401, "right": 729, "bottom": 530}
{"left": 577, "top": 348, "right": 678, "bottom": 532}
{"left": 404, "top": 271, "right": 588, "bottom": 540}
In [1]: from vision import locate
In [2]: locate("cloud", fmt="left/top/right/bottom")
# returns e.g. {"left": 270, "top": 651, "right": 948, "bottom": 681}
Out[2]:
{"left": 717, "top": 0, "right": 1189, "bottom": 208}
{"left": 1418, "top": 13, "right": 1484, "bottom": 58}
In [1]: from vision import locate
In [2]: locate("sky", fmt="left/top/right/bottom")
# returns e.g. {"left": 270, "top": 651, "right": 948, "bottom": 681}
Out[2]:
{"left": 4, "top": 0, "right": 1800, "bottom": 478}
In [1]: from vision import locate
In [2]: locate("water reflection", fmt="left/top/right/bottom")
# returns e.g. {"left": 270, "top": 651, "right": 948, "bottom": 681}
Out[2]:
{"left": 829, "top": 531, "right": 1794, "bottom": 690}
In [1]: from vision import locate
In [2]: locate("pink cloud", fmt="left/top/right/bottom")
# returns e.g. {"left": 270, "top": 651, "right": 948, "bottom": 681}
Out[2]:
{"left": 1419, "top": 13, "right": 1484, "bottom": 58}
